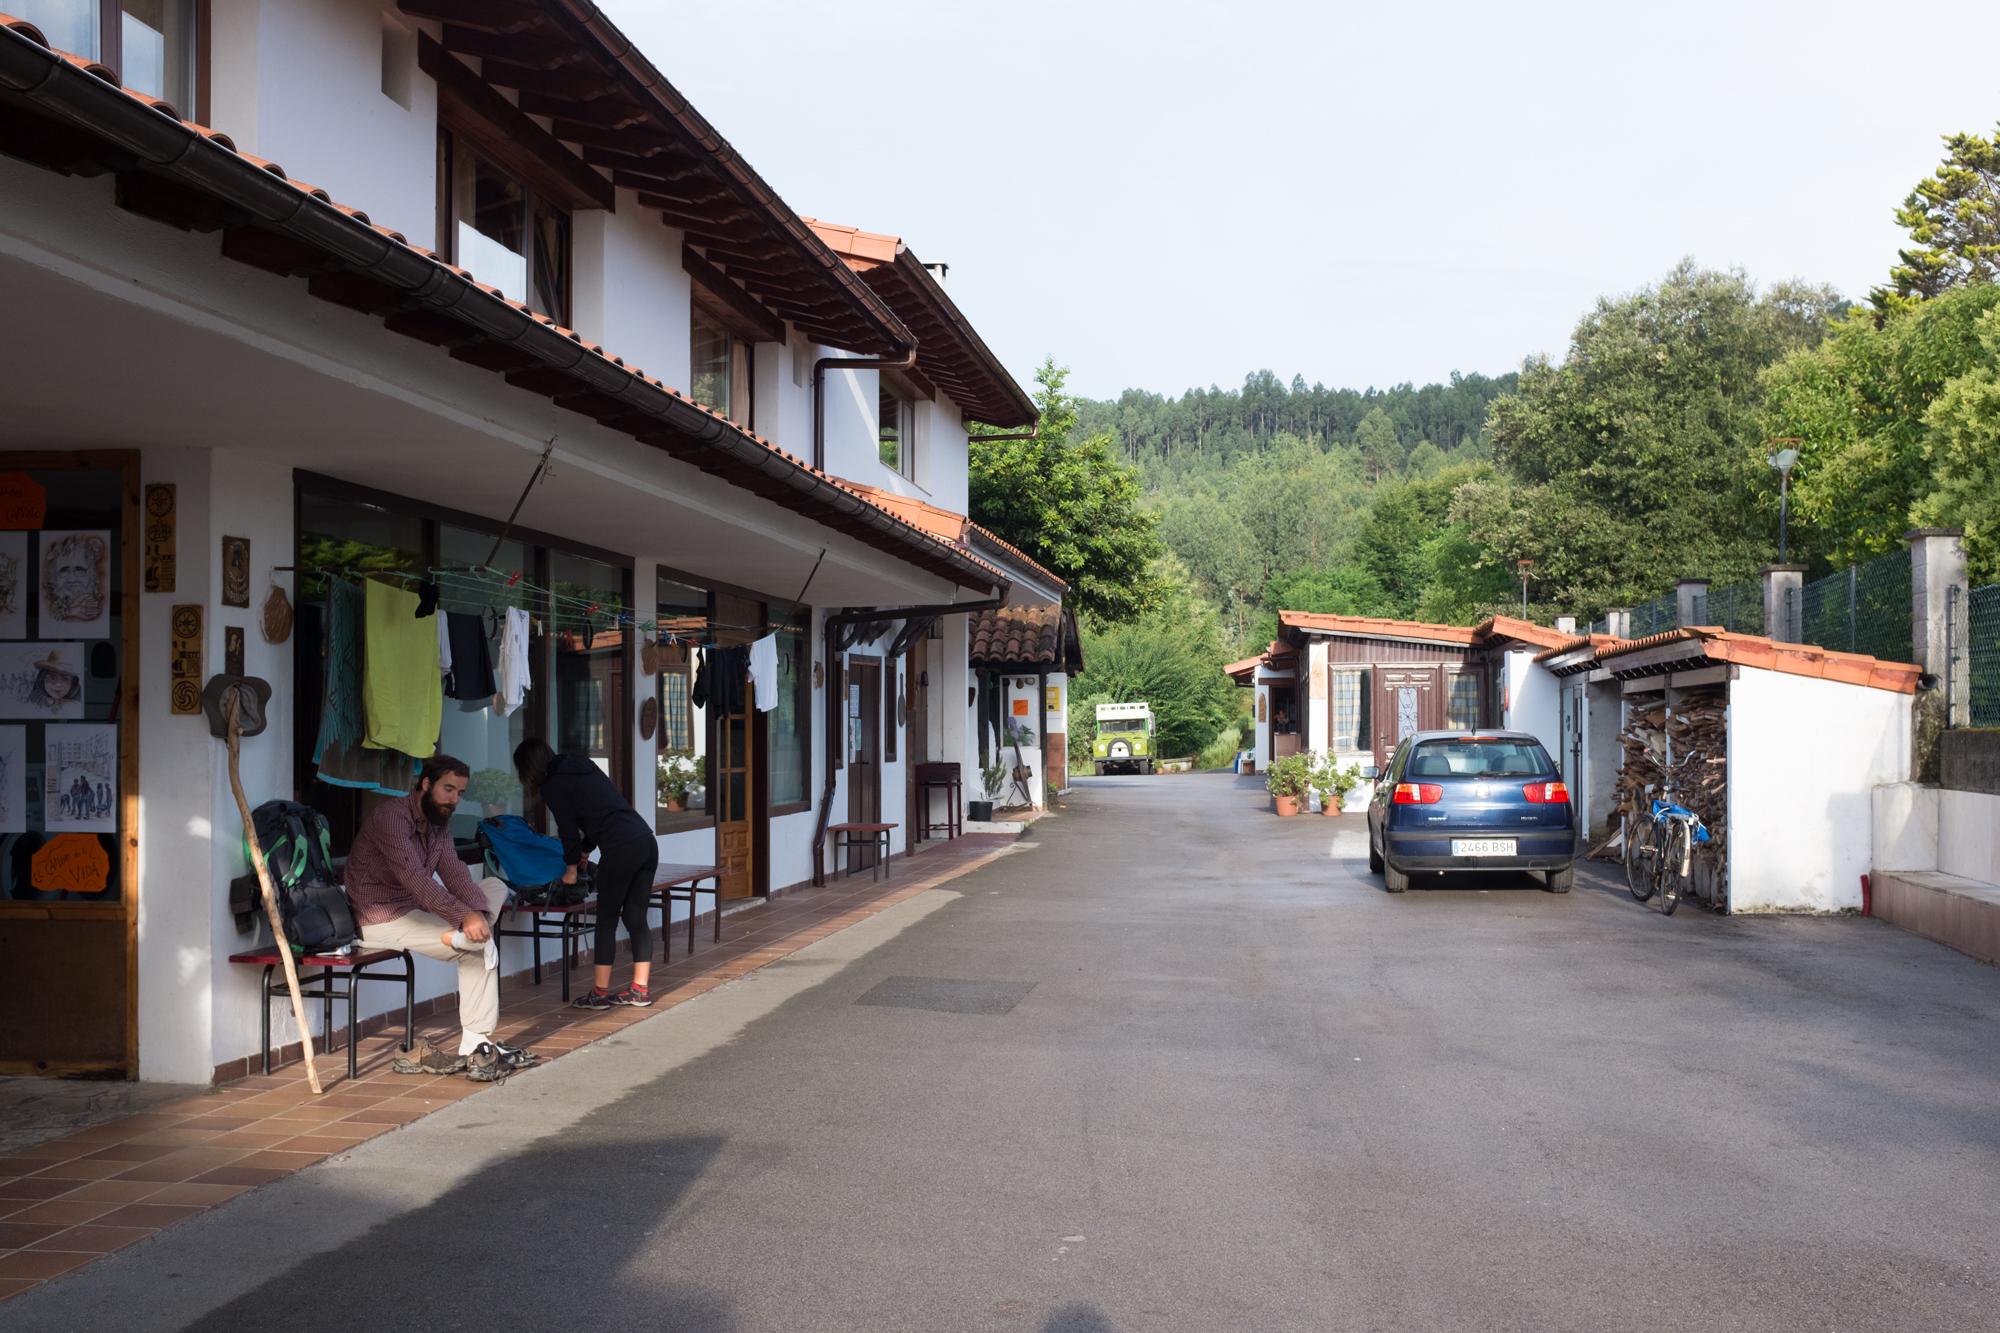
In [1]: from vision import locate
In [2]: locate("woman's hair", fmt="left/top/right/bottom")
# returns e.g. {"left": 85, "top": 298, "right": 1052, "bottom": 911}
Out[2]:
{"left": 513, "top": 737, "right": 556, "bottom": 792}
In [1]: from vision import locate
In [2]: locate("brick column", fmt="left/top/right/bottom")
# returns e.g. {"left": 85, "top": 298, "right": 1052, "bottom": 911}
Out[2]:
{"left": 1908, "top": 529, "right": 1969, "bottom": 781}
{"left": 1675, "top": 578, "right": 1710, "bottom": 628}
{"left": 1762, "top": 564, "right": 1805, "bottom": 643}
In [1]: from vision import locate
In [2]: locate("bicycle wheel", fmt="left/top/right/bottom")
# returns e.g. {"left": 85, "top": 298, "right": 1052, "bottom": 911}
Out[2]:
{"left": 1659, "top": 821, "right": 1687, "bottom": 916}
{"left": 1624, "top": 816, "right": 1657, "bottom": 901}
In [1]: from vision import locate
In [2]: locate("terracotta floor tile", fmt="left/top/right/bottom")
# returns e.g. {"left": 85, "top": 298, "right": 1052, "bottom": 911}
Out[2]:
{"left": 140, "top": 1182, "right": 247, "bottom": 1207}
{"left": 261, "top": 1106, "right": 354, "bottom": 1125}
{"left": 0, "top": 1250, "right": 96, "bottom": 1280}
{"left": 88, "top": 1202, "right": 206, "bottom": 1230}
{"left": 336, "top": 1105, "right": 429, "bottom": 1128}
{"left": 0, "top": 1144, "right": 80, "bottom": 1164}
{"left": 122, "top": 1128, "right": 229, "bottom": 1148}
{"left": 269, "top": 1133, "right": 377, "bottom": 1156}
{"left": 177, "top": 1114, "right": 267, "bottom": 1131}
{"left": 204, "top": 1131, "right": 296, "bottom": 1150}
{"left": 27, "top": 1223, "right": 156, "bottom": 1255}
{"left": 233, "top": 1150, "right": 328, "bottom": 1171}
{"left": 188, "top": 1166, "right": 286, "bottom": 1188}
{"left": 5, "top": 1199, "right": 120, "bottom": 1227}
{"left": 81, "top": 1143, "right": 182, "bottom": 1165}
{"left": 27, "top": 1160, "right": 130, "bottom": 1182}
{"left": 0, "top": 1277, "right": 43, "bottom": 1300}
{"left": 314, "top": 1092, "right": 394, "bottom": 1110}
{"left": 0, "top": 1178, "right": 76, "bottom": 1202}
{"left": 58, "top": 1180, "right": 164, "bottom": 1204}
{"left": 0, "top": 1221, "right": 63, "bottom": 1249}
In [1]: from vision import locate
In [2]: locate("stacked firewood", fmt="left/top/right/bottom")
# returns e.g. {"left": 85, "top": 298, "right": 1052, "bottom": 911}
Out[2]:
{"left": 1601, "top": 689, "right": 1729, "bottom": 906}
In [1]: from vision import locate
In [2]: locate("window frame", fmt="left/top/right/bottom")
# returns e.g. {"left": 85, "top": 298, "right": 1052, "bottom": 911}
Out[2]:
{"left": 689, "top": 302, "right": 755, "bottom": 428}
{"left": 767, "top": 618, "right": 812, "bottom": 817}
{"left": 436, "top": 127, "right": 574, "bottom": 327}
{"left": 32, "top": 1, "right": 202, "bottom": 112}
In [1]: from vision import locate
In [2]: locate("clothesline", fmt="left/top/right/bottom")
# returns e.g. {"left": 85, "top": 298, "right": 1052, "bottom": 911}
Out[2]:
{"left": 307, "top": 563, "right": 806, "bottom": 646}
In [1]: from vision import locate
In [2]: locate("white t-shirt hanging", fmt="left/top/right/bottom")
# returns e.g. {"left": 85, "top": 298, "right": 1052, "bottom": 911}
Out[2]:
{"left": 747, "top": 633, "right": 779, "bottom": 712}
{"left": 497, "top": 606, "right": 533, "bottom": 717}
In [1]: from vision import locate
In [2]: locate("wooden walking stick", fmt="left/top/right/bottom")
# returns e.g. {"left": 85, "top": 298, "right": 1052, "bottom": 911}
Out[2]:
{"left": 224, "top": 692, "right": 323, "bottom": 1095}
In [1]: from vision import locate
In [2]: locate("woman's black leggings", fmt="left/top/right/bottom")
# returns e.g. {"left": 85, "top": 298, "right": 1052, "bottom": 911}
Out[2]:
{"left": 593, "top": 838, "right": 659, "bottom": 965}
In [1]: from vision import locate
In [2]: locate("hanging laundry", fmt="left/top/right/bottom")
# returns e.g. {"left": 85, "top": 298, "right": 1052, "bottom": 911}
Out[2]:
{"left": 746, "top": 633, "right": 779, "bottom": 713}
{"left": 313, "top": 580, "right": 417, "bottom": 794}
{"left": 436, "top": 612, "right": 453, "bottom": 680}
{"left": 692, "top": 644, "right": 748, "bottom": 715}
{"left": 497, "top": 605, "right": 533, "bottom": 717}
{"left": 415, "top": 579, "right": 440, "bottom": 618}
{"left": 445, "top": 610, "right": 497, "bottom": 703}
{"left": 362, "top": 578, "right": 440, "bottom": 758}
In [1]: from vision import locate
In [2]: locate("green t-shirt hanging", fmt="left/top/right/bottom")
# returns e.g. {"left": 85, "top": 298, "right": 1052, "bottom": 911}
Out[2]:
{"left": 362, "top": 579, "right": 441, "bottom": 759}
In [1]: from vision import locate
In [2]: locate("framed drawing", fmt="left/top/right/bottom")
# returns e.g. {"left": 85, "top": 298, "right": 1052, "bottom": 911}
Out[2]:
{"left": 44, "top": 723, "right": 118, "bottom": 835}
{"left": 0, "top": 531, "right": 25, "bottom": 638}
{"left": 39, "top": 530, "right": 111, "bottom": 637}
{"left": 0, "top": 641, "right": 86, "bottom": 720}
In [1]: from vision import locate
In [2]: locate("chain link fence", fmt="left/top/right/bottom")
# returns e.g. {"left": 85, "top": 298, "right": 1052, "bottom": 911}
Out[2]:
{"left": 1628, "top": 592, "right": 1677, "bottom": 638}
{"left": 1966, "top": 582, "right": 2000, "bottom": 728}
{"left": 1788, "top": 547, "right": 1912, "bottom": 664}
{"left": 1694, "top": 579, "right": 1764, "bottom": 635}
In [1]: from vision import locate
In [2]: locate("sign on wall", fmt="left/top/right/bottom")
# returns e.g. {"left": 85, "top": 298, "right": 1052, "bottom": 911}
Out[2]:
{"left": 143, "top": 483, "right": 176, "bottom": 593}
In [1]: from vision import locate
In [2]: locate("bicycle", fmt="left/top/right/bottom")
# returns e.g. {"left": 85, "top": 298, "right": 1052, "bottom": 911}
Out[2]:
{"left": 1623, "top": 794, "right": 1712, "bottom": 916}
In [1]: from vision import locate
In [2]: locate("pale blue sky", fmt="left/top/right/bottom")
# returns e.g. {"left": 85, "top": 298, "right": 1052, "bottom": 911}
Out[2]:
{"left": 604, "top": 0, "right": 2000, "bottom": 402}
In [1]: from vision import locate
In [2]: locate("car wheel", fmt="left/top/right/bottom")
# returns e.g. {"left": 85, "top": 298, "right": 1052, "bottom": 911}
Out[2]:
{"left": 1546, "top": 863, "right": 1574, "bottom": 894}
{"left": 1368, "top": 834, "right": 1384, "bottom": 874}
{"left": 1383, "top": 859, "right": 1409, "bottom": 894}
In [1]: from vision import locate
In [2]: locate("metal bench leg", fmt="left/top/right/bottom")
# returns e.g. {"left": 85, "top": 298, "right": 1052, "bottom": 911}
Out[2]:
{"left": 883, "top": 833, "right": 892, "bottom": 881}
{"left": 346, "top": 968, "right": 360, "bottom": 1081}
{"left": 403, "top": 951, "right": 415, "bottom": 1053}
{"left": 687, "top": 888, "right": 697, "bottom": 955}
{"left": 711, "top": 880, "right": 721, "bottom": 942}
{"left": 261, "top": 964, "right": 275, "bottom": 1075}
{"left": 530, "top": 913, "right": 544, "bottom": 986}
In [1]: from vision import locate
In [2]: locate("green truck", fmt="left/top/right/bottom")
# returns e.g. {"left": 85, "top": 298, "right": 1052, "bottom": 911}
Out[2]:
{"left": 1092, "top": 701, "right": 1156, "bottom": 775}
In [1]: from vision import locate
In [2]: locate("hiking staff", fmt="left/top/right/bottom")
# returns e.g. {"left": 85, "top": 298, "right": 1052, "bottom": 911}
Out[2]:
{"left": 208, "top": 674, "right": 323, "bottom": 1095}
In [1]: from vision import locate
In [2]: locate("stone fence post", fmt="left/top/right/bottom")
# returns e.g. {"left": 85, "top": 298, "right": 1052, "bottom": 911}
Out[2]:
{"left": 1675, "top": 578, "right": 1710, "bottom": 628}
{"left": 1762, "top": 565, "right": 1804, "bottom": 643}
{"left": 1908, "top": 529, "right": 1969, "bottom": 781}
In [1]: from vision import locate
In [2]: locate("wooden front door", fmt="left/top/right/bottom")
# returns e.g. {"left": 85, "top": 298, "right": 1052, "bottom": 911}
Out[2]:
{"left": 1372, "top": 665, "right": 1444, "bottom": 771}
{"left": 713, "top": 685, "right": 754, "bottom": 900}
{"left": 847, "top": 655, "right": 881, "bottom": 870}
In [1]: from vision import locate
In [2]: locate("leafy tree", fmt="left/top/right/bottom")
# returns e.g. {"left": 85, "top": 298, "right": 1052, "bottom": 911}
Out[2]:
{"left": 1473, "top": 261, "right": 1840, "bottom": 614}
{"left": 1355, "top": 406, "right": 1404, "bottom": 482}
{"left": 1075, "top": 559, "right": 1239, "bottom": 759}
{"left": 1873, "top": 122, "right": 2000, "bottom": 317}
{"left": 1762, "top": 283, "right": 2000, "bottom": 569}
{"left": 1916, "top": 301, "right": 2000, "bottom": 580}
{"left": 971, "top": 359, "right": 1163, "bottom": 623}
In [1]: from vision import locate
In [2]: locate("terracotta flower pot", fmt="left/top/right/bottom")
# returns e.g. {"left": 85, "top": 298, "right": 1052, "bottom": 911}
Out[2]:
{"left": 664, "top": 795, "right": 686, "bottom": 813}
{"left": 1273, "top": 794, "right": 1301, "bottom": 817}
{"left": 1321, "top": 797, "right": 1343, "bottom": 816}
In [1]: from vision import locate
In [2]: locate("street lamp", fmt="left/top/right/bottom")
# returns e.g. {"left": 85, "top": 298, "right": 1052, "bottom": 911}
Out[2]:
{"left": 1516, "top": 558, "right": 1535, "bottom": 618}
{"left": 1767, "top": 440, "right": 1801, "bottom": 563}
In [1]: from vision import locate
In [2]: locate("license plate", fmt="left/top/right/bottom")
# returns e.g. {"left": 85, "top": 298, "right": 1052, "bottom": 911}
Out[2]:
{"left": 1452, "top": 839, "right": 1516, "bottom": 857}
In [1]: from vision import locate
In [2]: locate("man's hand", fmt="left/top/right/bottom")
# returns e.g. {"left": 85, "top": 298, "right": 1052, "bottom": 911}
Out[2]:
{"left": 561, "top": 864, "right": 579, "bottom": 886}
{"left": 460, "top": 913, "right": 492, "bottom": 944}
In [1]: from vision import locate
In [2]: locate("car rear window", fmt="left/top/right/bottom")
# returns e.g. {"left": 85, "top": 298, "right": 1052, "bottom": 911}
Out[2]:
{"left": 1405, "top": 738, "right": 1551, "bottom": 778}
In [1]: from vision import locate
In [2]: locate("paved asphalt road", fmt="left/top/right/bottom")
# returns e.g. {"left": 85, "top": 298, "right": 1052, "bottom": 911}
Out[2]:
{"left": 14, "top": 774, "right": 2000, "bottom": 1332}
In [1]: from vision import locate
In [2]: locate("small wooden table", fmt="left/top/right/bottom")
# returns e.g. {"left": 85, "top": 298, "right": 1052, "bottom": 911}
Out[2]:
{"left": 827, "top": 822, "right": 897, "bottom": 882}
{"left": 653, "top": 862, "right": 723, "bottom": 960}
{"left": 915, "top": 762, "right": 962, "bottom": 842}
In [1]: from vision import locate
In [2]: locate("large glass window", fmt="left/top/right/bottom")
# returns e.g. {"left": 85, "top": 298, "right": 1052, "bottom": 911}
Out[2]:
{"left": 550, "top": 552, "right": 628, "bottom": 786}
{"left": 654, "top": 575, "right": 708, "bottom": 829}
{"left": 19, "top": 2, "right": 197, "bottom": 107}
{"left": 444, "top": 133, "right": 571, "bottom": 324}
{"left": 691, "top": 310, "right": 735, "bottom": 419}
{"left": 1330, "top": 669, "right": 1371, "bottom": 751}
{"left": 878, "top": 387, "right": 903, "bottom": 473}
{"left": 769, "top": 624, "right": 807, "bottom": 808}
{"left": 437, "top": 526, "right": 541, "bottom": 847}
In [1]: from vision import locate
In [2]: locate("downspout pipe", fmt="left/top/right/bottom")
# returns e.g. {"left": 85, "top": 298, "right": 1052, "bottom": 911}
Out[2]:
{"left": 813, "top": 352, "right": 918, "bottom": 472}
{"left": 813, "top": 595, "right": 1005, "bottom": 886}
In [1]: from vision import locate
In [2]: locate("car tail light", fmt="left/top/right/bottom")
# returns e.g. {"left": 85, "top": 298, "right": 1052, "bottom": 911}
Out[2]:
{"left": 1523, "top": 781, "right": 1570, "bottom": 804}
{"left": 1392, "top": 783, "right": 1443, "bottom": 805}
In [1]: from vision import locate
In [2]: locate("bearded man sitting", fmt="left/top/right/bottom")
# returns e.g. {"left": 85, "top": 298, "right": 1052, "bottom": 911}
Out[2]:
{"left": 344, "top": 754, "right": 534, "bottom": 1080}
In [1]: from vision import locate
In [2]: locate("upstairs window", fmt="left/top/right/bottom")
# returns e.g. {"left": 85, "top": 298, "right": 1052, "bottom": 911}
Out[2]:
{"left": 879, "top": 386, "right": 913, "bottom": 478}
{"left": 690, "top": 307, "right": 752, "bottom": 425}
{"left": 21, "top": 1, "right": 197, "bottom": 109}
{"left": 438, "top": 130, "right": 571, "bottom": 325}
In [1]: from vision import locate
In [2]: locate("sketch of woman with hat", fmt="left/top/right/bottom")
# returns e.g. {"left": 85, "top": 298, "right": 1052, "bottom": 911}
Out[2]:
{"left": 27, "top": 651, "right": 82, "bottom": 715}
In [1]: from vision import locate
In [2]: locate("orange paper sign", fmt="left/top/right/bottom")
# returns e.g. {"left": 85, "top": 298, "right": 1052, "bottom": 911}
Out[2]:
{"left": 0, "top": 472, "right": 47, "bottom": 529}
{"left": 33, "top": 833, "right": 110, "bottom": 895}
{"left": 1012, "top": 698, "right": 1030, "bottom": 716}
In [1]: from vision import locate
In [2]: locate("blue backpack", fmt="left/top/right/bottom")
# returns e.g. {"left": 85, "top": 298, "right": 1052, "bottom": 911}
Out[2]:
{"left": 476, "top": 815, "right": 582, "bottom": 904}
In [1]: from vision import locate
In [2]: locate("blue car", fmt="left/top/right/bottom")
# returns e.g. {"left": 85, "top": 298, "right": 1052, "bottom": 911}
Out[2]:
{"left": 1366, "top": 730, "right": 1577, "bottom": 894}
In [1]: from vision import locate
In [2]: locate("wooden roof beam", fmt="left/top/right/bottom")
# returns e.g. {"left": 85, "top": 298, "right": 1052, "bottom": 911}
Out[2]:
{"left": 398, "top": 0, "right": 540, "bottom": 35}
{"left": 439, "top": 24, "right": 589, "bottom": 68}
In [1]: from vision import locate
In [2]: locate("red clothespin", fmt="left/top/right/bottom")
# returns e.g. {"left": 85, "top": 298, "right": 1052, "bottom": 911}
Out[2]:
{"left": 506, "top": 570, "right": 522, "bottom": 587}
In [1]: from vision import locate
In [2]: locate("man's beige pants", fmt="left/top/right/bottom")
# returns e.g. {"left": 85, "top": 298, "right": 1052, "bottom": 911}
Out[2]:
{"left": 359, "top": 877, "right": 509, "bottom": 1054}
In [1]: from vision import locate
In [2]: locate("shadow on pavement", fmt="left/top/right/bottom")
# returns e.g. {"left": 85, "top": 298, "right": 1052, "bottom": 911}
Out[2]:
{"left": 1041, "top": 1304, "right": 1115, "bottom": 1332}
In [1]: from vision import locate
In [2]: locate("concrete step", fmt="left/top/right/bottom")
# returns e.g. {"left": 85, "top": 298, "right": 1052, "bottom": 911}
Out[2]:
{"left": 1872, "top": 869, "right": 2000, "bottom": 966}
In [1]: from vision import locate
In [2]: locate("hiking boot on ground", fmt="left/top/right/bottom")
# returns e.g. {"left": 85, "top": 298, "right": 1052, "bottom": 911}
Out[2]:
{"left": 464, "top": 1042, "right": 511, "bottom": 1082}
{"left": 391, "top": 1038, "right": 466, "bottom": 1077}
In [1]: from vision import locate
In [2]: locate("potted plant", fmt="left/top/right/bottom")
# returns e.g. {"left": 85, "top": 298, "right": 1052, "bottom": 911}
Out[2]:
{"left": 466, "top": 768, "right": 518, "bottom": 819}
{"left": 656, "top": 748, "right": 699, "bottom": 812}
{"left": 968, "top": 759, "right": 1009, "bottom": 822}
{"left": 1312, "top": 756, "right": 1362, "bottom": 815}
{"left": 1266, "top": 753, "right": 1312, "bottom": 816}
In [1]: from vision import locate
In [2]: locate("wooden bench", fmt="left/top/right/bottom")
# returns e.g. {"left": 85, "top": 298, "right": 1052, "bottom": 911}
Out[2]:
{"left": 495, "top": 899, "right": 596, "bottom": 1002}
{"left": 229, "top": 946, "right": 415, "bottom": 1081}
{"left": 652, "top": 863, "right": 723, "bottom": 961}
{"left": 827, "top": 822, "right": 897, "bottom": 882}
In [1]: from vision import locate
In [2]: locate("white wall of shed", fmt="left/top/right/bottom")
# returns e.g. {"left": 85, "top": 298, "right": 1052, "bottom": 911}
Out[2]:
{"left": 1501, "top": 649, "right": 1561, "bottom": 758}
{"left": 1727, "top": 670, "right": 1911, "bottom": 912}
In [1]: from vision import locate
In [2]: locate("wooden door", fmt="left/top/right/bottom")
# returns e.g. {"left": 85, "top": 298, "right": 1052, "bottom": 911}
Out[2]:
{"left": 713, "top": 684, "right": 754, "bottom": 901}
{"left": 1372, "top": 666, "right": 1443, "bottom": 772}
{"left": 847, "top": 655, "right": 881, "bottom": 870}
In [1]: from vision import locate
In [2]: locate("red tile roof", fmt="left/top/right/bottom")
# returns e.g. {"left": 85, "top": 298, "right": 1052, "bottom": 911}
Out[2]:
{"left": 969, "top": 604, "right": 1080, "bottom": 670}
{"left": 1596, "top": 628, "right": 1920, "bottom": 694}
{"left": 0, "top": 13, "right": 1003, "bottom": 593}
{"left": 840, "top": 485, "right": 1067, "bottom": 592}
{"left": 1278, "top": 611, "right": 1479, "bottom": 645}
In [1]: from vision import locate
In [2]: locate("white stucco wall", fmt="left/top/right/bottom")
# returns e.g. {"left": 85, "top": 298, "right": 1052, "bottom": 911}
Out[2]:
{"left": 1501, "top": 649, "right": 1561, "bottom": 758}
{"left": 1727, "top": 670, "right": 1912, "bottom": 912}
{"left": 1001, "top": 673, "right": 1045, "bottom": 807}
{"left": 208, "top": 0, "right": 440, "bottom": 245}
{"left": 571, "top": 206, "right": 692, "bottom": 392}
